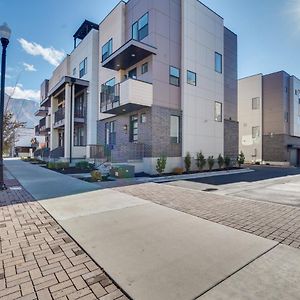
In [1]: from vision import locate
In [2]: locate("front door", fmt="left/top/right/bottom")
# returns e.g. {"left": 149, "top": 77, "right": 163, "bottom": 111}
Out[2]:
{"left": 58, "top": 131, "right": 64, "bottom": 148}
{"left": 129, "top": 115, "right": 138, "bottom": 143}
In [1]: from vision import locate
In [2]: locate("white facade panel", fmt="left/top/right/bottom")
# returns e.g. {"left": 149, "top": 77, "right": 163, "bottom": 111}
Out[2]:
{"left": 290, "top": 76, "right": 300, "bottom": 137}
{"left": 238, "top": 74, "right": 263, "bottom": 162}
{"left": 181, "top": 0, "right": 224, "bottom": 158}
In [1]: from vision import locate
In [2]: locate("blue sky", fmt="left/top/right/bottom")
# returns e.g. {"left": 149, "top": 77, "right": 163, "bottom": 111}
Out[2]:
{"left": 1, "top": 0, "right": 299, "bottom": 101}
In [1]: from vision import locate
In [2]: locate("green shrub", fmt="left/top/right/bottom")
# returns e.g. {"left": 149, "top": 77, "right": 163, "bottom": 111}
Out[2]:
{"left": 207, "top": 156, "right": 215, "bottom": 171}
{"left": 184, "top": 152, "right": 192, "bottom": 172}
{"left": 47, "top": 162, "right": 69, "bottom": 170}
{"left": 75, "top": 161, "right": 92, "bottom": 170}
{"left": 196, "top": 151, "right": 206, "bottom": 171}
{"left": 156, "top": 156, "right": 167, "bottom": 176}
{"left": 90, "top": 170, "right": 102, "bottom": 181}
{"left": 217, "top": 154, "right": 224, "bottom": 169}
{"left": 224, "top": 156, "right": 231, "bottom": 169}
{"left": 237, "top": 151, "right": 245, "bottom": 167}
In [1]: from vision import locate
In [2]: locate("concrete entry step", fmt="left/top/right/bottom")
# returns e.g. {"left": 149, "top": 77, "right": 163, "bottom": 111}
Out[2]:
{"left": 40, "top": 189, "right": 277, "bottom": 300}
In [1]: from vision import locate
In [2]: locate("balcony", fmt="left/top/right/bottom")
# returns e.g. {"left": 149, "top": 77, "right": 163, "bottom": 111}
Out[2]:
{"left": 100, "top": 78, "right": 153, "bottom": 115}
{"left": 102, "top": 39, "right": 157, "bottom": 71}
{"left": 35, "top": 107, "right": 49, "bottom": 117}
{"left": 54, "top": 107, "right": 65, "bottom": 128}
{"left": 35, "top": 125, "right": 40, "bottom": 136}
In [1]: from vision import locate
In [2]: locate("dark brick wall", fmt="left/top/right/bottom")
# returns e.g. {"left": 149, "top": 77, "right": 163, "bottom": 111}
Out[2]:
{"left": 224, "top": 119, "right": 239, "bottom": 161}
{"left": 263, "top": 134, "right": 300, "bottom": 164}
{"left": 97, "top": 105, "right": 182, "bottom": 161}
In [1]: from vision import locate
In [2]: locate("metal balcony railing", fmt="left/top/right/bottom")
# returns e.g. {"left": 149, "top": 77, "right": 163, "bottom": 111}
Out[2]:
{"left": 54, "top": 107, "right": 65, "bottom": 124}
{"left": 100, "top": 83, "right": 120, "bottom": 113}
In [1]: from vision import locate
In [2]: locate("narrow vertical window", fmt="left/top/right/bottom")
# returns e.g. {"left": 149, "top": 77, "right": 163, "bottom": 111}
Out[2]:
{"left": 252, "top": 97, "right": 260, "bottom": 110}
{"left": 169, "top": 66, "right": 180, "bottom": 86}
{"left": 215, "top": 52, "right": 222, "bottom": 74}
{"left": 214, "top": 102, "right": 222, "bottom": 122}
{"left": 102, "top": 39, "right": 113, "bottom": 61}
{"left": 141, "top": 62, "right": 148, "bottom": 74}
{"left": 187, "top": 70, "right": 196, "bottom": 86}
{"left": 129, "top": 115, "right": 138, "bottom": 143}
{"left": 170, "top": 115, "right": 180, "bottom": 143}
{"left": 79, "top": 58, "right": 87, "bottom": 78}
{"left": 252, "top": 126, "right": 260, "bottom": 139}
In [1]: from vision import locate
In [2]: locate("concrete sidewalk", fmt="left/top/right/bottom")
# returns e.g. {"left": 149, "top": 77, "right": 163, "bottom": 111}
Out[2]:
{"left": 6, "top": 159, "right": 300, "bottom": 299}
{"left": 5, "top": 159, "right": 99, "bottom": 200}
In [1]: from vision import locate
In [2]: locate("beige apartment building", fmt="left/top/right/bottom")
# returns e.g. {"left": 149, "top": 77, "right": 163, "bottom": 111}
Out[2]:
{"left": 238, "top": 71, "right": 300, "bottom": 166}
{"left": 35, "top": 0, "right": 238, "bottom": 174}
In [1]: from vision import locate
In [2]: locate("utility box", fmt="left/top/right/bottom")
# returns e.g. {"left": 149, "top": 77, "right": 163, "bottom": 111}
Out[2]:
{"left": 110, "top": 165, "right": 135, "bottom": 178}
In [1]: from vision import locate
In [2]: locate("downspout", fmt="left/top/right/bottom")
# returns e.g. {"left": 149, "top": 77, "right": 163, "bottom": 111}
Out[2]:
{"left": 70, "top": 80, "right": 75, "bottom": 164}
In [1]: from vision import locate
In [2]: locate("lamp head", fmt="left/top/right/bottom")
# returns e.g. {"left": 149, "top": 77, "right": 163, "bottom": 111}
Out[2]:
{"left": 0, "top": 23, "right": 11, "bottom": 41}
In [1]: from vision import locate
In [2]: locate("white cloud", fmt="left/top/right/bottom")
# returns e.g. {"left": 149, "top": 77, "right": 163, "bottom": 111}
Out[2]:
{"left": 5, "top": 84, "right": 40, "bottom": 102}
{"left": 18, "top": 38, "right": 65, "bottom": 67}
{"left": 23, "top": 62, "right": 37, "bottom": 72}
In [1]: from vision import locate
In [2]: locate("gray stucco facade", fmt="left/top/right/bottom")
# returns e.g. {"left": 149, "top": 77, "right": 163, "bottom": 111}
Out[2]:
{"left": 224, "top": 27, "right": 238, "bottom": 160}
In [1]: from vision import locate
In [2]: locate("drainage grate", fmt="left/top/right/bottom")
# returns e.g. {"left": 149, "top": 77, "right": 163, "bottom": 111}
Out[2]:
{"left": 202, "top": 188, "right": 218, "bottom": 192}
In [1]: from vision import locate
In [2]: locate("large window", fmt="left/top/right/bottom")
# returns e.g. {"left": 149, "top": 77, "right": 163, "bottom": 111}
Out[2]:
{"left": 170, "top": 66, "right": 180, "bottom": 86}
{"left": 129, "top": 115, "right": 138, "bottom": 143}
{"left": 79, "top": 58, "right": 87, "bottom": 78}
{"left": 215, "top": 52, "right": 222, "bottom": 74}
{"left": 214, "top": 101, "right": 222, "bottom": 122}
{"left": 187, "top": 70, "right": 196, "bottom": 86}
{"left": 132, "top": 13, "right": 149, "bottom": 41}
{"left": 252, "top": 126, "right": 260, "bottom": 139}
{"left": 74, "top": 126, "right": 86, "bottom": 146}
{"left": 252, "top": 97, "right": 260, "bottom": 110}
{"left": 170, "top": 115, "right": 180, "bottom": 144}
{"left": 105, "top": 121, "right": 116, "bottom": 146}
{"left": 102, "top": 39, "right": 113, "bottom": 61}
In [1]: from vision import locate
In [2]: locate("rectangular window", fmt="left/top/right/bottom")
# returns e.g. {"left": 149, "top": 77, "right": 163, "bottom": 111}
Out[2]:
{"left": 170, "top": 115, "right": 180, "bottom": 144}
{"left": 102, "top": 39, "right": 113, "bottom": 61}
{"left": 141, "top": 63, "right": 148, "bottom": 74}
{"left": 252, "top": 126, "right": 260, "bottom": 139}
{"left": 214, "top": 102, "right": 222, "bottom": 122}
{"left": 79, "top": 58, "right": 87, "bottom": 78}
{"left": 129, "top": 115, "right": 138, "bottom": 143}
{"left": 252, "top": 97, "right": 260, "bottom": 110}
{"left": 298, "top": 98, "right": 300, "bottom": 116}
{"left": 128, "top": 68, "right": 137, "bottom": 79}
{"left": 140, "top": 113, "right": 147, "bottom": 123}
{"left": 215, "top": 52, "right": 222, "bottom": 74}
{"left": 187, "top": 70, "right": 196, "bottom": 86}
{"left": 170, "top": 66, "right": 180, "bottom": 86}
{"left": 74, "top": 126, "right": 86, "bottom": 146}
{"left": 73, "top": 67, "right": 76, "bottom": 76}
{"left": 105, "top": 121, "right": 116, "bottom": 146}
{"left": 132, "top": 13, "right": 149, "bottom": 41}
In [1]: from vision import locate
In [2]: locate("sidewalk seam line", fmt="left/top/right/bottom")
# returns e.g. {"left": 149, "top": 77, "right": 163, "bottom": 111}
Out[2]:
{"left": 192, "top": 243, "right": 280, "bottom": 299}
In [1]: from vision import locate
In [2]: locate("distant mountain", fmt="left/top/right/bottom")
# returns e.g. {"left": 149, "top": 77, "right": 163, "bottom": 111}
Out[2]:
{"left": 4, "top": 93, "right": 39, "bottom": 128}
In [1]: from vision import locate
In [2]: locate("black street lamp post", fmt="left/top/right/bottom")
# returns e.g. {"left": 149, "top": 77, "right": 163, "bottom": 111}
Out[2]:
{"left": 0, "top": 23, "right": 11, "bottom": 191}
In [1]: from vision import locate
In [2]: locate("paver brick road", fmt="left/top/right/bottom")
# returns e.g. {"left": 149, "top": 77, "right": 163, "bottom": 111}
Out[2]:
{"left": 116, "top": 183, "right": 300, "bottom": 249}
{"left": 0, "top": 178, "right": 128, "bottom": 300}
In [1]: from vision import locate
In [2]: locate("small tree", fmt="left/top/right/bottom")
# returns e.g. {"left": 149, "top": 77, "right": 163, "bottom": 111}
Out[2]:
{"left": 224, "top": 156, "right": 231, "bottom": 169}
{"left": 156, "top": 156, "right": 167, "bottom": 175}
{"left": 207, "top": 156, "right": 215, "bottom": 171}
{"left": 184, "top": 152, "right": 191, "bottom": 173}
{"left": 217, "top": 154, "right": 224, "bottom": 169}
{"left": 237, "top": 151, "right": 245, "bottom": 167}
{"left": 3, "top": 112, "right": 25, "bottom": 155}
{"left": 196, "top": 151, "right": 206, "bottom": 171}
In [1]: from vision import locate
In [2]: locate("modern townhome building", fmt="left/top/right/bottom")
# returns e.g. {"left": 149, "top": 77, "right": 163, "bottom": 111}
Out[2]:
{"left": 35, "top": 0, "right": 238, "bottom": 174}
{"left": 36, "top": 20, "right": 100, "bottom": 160}
{"left": 238, "top": 71, "right": 300, "bottom": 166}
{"left": 97, "top": 0, "right": 238, "bottom": 174}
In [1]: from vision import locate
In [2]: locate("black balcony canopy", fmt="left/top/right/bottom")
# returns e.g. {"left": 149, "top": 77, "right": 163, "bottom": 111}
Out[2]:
{"left": 73, "top": 20, "right": 98, "bottom": 48}
{"left": 102, "top": 39, "right": 157, "bottom": 71}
